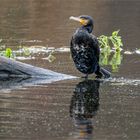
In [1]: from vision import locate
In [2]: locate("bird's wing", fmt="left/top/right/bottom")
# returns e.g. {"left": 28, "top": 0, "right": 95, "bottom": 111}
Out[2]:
{"left": 90, "top": 35, "right": 100, "bottom": 62}
{"left": 70, "top": 30, "right": 100, "bottom": 62}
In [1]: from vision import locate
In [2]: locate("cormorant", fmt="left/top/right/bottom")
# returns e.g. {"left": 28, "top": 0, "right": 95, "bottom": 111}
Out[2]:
{"left": 69, "top": 15, "right": 111, "bottom": 78}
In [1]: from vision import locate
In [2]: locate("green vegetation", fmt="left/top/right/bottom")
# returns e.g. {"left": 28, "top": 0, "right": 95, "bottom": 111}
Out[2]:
{"left": 0, "top": 47, "right": 13, "bottom": 58}
{"left": 5, "top": 48, "right": 13, "bottom": 58}
{"left": 98, "top": 30, "right": 123, "bottom": 72}
{"left": 0, "top": 40, "right": 13, "bottom": 58}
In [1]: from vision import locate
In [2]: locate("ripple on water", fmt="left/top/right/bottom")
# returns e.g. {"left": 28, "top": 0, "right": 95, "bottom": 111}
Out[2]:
{"left": 105, "top": 77, "right": 140, "bottom": 86}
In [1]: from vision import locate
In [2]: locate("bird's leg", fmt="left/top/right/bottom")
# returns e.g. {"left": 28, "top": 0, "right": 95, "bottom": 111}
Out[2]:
{"left": 95, "top": 71, "right": 103, "bottom": 79}
{"left": 82, "top": 74, "right": 88, "bottom": 79}
{"left": 95, "top": 66, "right": 103, "bottom": 79}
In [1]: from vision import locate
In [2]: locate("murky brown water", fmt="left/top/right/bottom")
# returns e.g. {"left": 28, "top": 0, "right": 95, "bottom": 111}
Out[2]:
{"left": 0, "top": 0, "right": 140, "bottom": 140}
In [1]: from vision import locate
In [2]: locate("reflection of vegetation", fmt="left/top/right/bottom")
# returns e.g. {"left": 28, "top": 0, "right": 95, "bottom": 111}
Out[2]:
{"left": 98, "top": 30, "right": 123, "bottom": 72}
{"left": 109, "top": 30, "right": 123, "bottom": 51}
{"left": 109, "top": 52, "right": 122, "bottom": 72}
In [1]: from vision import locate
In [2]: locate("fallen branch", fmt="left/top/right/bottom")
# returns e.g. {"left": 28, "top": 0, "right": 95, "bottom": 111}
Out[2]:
{"left": 0, "top": 56, "right": 76, "bottom": 79}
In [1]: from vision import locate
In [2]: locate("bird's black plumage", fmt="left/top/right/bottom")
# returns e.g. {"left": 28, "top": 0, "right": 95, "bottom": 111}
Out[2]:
{"left": 70, "top": 15, "right": 103, "bottom": 78}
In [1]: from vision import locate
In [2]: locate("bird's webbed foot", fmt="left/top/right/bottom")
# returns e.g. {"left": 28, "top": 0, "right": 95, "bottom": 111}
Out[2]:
{"left": 100, "top": 67, "right": 111, "bottom": 79}
{"left": 95, "top": 67, "right": 111, "bottom": 79}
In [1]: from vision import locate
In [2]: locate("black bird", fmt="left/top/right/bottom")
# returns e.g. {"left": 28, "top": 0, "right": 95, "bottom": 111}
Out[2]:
{"left": 70, "top": 15, "right": 111, "bottom": 78}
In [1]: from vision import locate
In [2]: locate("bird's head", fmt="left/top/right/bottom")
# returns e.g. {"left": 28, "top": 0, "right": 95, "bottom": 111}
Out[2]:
{"left": 69, "top": 15, "right": 94, "bottom": 33}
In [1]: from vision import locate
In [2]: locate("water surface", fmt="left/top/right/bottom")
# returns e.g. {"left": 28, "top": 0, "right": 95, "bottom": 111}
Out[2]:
{"left": 0, "top": 0, "right": 140, "bottom": 140}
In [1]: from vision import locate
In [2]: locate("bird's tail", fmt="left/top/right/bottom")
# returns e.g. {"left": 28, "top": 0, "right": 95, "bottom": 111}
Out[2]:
{"left": 100, "top": 67, "right": 111, "bottom": 78}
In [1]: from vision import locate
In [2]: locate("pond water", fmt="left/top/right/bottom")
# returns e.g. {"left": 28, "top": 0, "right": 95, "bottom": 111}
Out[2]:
{"left": 0, "top": 0, "right": 140, "bottom": 140}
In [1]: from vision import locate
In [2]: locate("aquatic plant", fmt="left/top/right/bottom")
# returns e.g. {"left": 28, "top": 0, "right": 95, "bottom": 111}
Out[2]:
{"left": 0, "top": 39, "right": 13, "bottom": 58}
{"left": 109, "top": 30, "right": 123, "bottom": 52}
{"left": 5, "top": 48, "right": 13, "bottom": 58}
{"left": 98, "top": 30, "right": 123, "bottom": 71}
{"left": 98, "top": 30, "right": 123, "bottom": 52}
{"left": 0, "top": 48, "right": 13, "bottom": 58}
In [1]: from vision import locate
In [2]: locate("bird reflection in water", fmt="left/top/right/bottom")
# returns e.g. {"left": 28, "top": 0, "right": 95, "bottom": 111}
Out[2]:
{"left": 69, "top": 80, "right": 100, "bottom": 140}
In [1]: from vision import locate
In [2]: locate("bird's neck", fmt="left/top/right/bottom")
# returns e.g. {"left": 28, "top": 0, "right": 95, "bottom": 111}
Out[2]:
{"left": 80, "top": 25, "right": 93, "bottom": 33}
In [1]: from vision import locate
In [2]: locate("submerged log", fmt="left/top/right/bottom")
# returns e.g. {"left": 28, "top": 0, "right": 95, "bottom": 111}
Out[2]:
{"left": 0, "top": 56, "right": 76, "bottom": 80}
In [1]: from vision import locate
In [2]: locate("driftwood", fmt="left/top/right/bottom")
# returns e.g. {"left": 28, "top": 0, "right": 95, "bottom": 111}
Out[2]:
{"left": 0, "top": 56, "right": 76, "bottom": 89}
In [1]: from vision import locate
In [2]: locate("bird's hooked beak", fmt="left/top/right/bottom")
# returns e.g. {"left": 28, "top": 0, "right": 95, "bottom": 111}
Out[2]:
{"left": 69, "top": 16, "right": 88, "bottom": 26}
